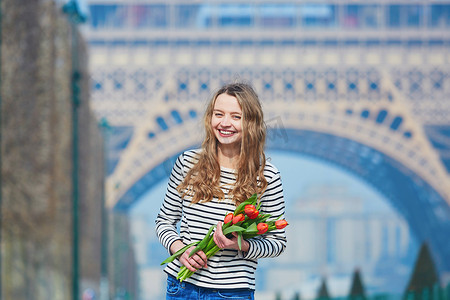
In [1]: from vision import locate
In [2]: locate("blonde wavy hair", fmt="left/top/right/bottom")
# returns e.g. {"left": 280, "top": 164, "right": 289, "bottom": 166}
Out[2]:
{"left": 177, "top": 82, "right": 268, "bottom": 205}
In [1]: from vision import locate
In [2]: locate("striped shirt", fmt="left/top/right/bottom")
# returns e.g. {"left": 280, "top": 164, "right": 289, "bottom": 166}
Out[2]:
{"left": 155, "top": 149, "right": 287, "bottom": 290}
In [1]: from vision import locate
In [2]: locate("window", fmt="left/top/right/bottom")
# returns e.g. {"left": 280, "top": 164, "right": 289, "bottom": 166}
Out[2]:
{"left": 405, "top": 5, "right": 422, "bottom": 27}
{"left": 387, "top": 5, "right": 423, "bottom": 28}
{"left": 137, "top": 5, "right": 167, "bottom": 28}
{"left": 89, "top": 4, "right": 167, "bottom": 29}
{"left": 260, "top": 4, "right": 296, "bottom": 28}
{"left": 387, "top": 5, "right": 401, "bottom": 28}
{"left": 217, "top": 4, "right": 254, "bottom": 28}
{"left": 429, "top": 4, "right": 450, "bottom": 28}
{"left": 300, "top": 4, "right": 337, "bottom": 28}
{"left": 89, "top": 5, "right": 127, "bottom": 28}
{"left": 175, "top": 5, "right": 201, "bottom": 28}
{"left": 342, "top": 5, "right": 380, "bottom": 29}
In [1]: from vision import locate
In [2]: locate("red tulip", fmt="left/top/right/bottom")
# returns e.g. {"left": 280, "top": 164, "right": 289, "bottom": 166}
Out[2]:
{"left": 244, "top": 204, "right": 259, "bottom": 219}
{"left": 244, "top": 204, "right": 256, "bottom": 215}
{"left": 257, "top": 223, "right": 268, "bottom": 234}
{"left": 248, "top": 210, "right": 259, "bottom": 219}
{"left": 224, "top": 213, "right": 234, "bottom": 224}
{"left": 233, "top": 213, "right": 245, "bottom": 224}
{"left": 275, "top": 219, "right": 288, "bottom": 229}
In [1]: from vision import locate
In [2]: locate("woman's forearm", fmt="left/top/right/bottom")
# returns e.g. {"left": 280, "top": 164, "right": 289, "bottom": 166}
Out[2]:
{"left": 169, "top": 239, "right": 185, "bottom": 255}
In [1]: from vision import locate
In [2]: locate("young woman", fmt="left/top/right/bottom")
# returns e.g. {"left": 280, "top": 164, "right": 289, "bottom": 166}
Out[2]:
{"left": 155, "top": 82, "right": 287, "bottom": 299}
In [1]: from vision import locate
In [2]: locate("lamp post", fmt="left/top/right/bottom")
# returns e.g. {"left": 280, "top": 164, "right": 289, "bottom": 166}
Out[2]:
{"left": 0, "top": 0, "right": 3, "bottom": 297}
{"left": 62, "top": 2, "right": 86, "bottom": 300}
{"left": 98, "top": 117, "right": 111, "bottom": 300}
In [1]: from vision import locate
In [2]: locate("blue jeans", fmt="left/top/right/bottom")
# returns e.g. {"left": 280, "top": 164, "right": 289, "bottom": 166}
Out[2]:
{"left": 166, "top": 275, "right": 254, "bottom": 300}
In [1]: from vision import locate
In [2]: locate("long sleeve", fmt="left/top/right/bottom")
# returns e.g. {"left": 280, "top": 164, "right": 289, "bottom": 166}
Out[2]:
{"left": 242, "top": 168, "right": 287, "bottom": 260}
{"left": 155, "top": 154, "right": 185, "bottom": 252}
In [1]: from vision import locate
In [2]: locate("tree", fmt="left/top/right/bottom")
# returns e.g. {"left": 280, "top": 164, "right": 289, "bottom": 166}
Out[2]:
{"left": 349, "top": 268, "right": 366, "bottom": 300}
{"left": 404, "top": 242, "right": 439, "bottom": 298}
{"left": 317, "top": 277, "right": 330, "bottom": 300}
{"left": 275, "top": 291, "right": 283, "bottom": 300}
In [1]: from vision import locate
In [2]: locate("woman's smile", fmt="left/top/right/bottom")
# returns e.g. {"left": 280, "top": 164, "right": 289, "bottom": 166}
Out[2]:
{"left": 211, "top": 93, "right": 243, "bottom": 150}
{"left": 218, "top": 129, "right": 236, "bottom": 137}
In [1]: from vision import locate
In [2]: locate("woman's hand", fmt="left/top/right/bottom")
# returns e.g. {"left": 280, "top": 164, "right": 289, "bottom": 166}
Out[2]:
{"left": 179, "top": 246, "right": 208, "bottom": 272}
{"left": 213, "top": 221, "right": 249, "bottom": 252}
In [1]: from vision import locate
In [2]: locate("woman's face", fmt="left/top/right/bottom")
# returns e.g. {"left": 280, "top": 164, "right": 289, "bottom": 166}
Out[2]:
{"left": 211, "top": 93, "right": 243, "bottom": 150}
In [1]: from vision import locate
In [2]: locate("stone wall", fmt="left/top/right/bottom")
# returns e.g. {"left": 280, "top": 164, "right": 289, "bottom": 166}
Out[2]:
{"left": 1, "top": 1, "right": 105, "bottom": 298}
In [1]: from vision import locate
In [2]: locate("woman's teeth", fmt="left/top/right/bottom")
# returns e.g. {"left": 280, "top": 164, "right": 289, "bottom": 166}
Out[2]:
{"left": 220, "top": 130, "right": 233, "bottom": 135}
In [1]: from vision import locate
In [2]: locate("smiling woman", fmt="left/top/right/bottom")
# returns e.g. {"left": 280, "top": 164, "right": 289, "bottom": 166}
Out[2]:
{"left": 155, "top": 82, "right": 287, "bottom": 299}
{"left": 211, "top": 93, "right": 243, "bottom": 167}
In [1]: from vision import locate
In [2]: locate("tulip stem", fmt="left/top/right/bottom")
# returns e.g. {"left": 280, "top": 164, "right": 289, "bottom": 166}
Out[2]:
{"left": 205, "top": 245, "right": 220, "bottom": 257}
{"left": 177, "top": 243, "right": 221, "bottom": 282}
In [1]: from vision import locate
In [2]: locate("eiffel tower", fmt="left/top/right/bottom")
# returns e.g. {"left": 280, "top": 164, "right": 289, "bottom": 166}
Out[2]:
{"left": 85, "top": 0, "right": 450, "bottom": 277}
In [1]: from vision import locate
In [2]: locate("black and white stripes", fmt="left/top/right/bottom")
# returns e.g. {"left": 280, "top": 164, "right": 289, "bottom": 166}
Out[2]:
{"left": 155, "top": 149, "right": 287, "bottom": 290}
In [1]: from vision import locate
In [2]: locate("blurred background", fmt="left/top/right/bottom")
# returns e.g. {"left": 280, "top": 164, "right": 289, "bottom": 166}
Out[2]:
{"left": 1, "top": 0, "right": 450, "bottom": 299}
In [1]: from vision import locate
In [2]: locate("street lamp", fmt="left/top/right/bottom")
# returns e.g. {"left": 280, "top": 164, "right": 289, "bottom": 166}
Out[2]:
{"left": 0, "top": 0, "right": 3, "bottom": 296}
{"left": 62, "top": 1, "right": 86, "bottom": 300}
{"left": 98, "top": 117, "right": 111, "bottom": 300}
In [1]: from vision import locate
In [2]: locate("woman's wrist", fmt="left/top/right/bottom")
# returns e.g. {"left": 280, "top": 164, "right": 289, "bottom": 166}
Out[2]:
{"left": 238, "top": 239, "right": 250, "bottom": 252}
{"left": 169, "top": 240, "right": 185, "bottom": 255}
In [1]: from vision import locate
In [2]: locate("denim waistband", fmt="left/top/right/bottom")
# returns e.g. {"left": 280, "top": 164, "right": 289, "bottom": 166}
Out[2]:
{"left": 167, "top": 274, "right": 254, "bottom": 293}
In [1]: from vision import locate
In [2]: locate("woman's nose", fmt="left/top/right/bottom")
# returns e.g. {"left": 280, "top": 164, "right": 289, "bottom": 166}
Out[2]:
{"left": 221, "top": 115, "right": 231, "bottom": 126}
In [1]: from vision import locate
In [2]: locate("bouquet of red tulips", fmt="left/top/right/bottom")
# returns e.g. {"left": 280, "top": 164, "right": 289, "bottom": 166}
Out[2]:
{"left": 160, "top": 193, "right": 289, "bottom": 282}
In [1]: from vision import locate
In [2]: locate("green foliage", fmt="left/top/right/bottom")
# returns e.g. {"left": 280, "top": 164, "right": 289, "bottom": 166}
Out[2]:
{"left": 275, "top": 291, "right": 282, "bottom": 300}
{"left": 349, "top": 268, "right": 366, "bottom": 300}
{"left": 317, "top": 277, "right": 330, "bottom": 300}
{"left": 404, "top": 242, "right": 439, "bottom": 297}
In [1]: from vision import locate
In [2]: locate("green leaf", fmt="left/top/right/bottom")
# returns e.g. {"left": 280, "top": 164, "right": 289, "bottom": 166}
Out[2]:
{"left": 240, "top": 219, "right": 253, "bottom": 228}
{"left": 234, "top": 193, "right": 257, "bottom": 215}
{"left": 243, "top": 233, "right": 258, "bottom": 240}
{"left": 223, "top": 225, "right": 246, "bottom": 235}
{"left": 237, "top": 232, "right": 243, "bottom": 250}
{"left": 244, "top": 222, "right": 258, "bottom": 234}
{"left": 205, "top": 234, "right": 217, "bottom": 252}
{"left": 188, "top": 225, "right": 216, "bottom": 258}
{"left": 256, "top": 198, "right": 262, "bottom": 211}
{"left": 160, "top": 241, "right": 199, "bottom": 265}
{"left": 259, "top": 214, "right": 272, "bottom": 223}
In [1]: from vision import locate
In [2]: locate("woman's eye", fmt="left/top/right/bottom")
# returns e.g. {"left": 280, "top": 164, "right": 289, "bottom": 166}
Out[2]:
{"left": 214, "top": 113, "right": 223, "bottom": 117}
{"left": 233, "top": 115, "right": 241, "bottom": 120}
